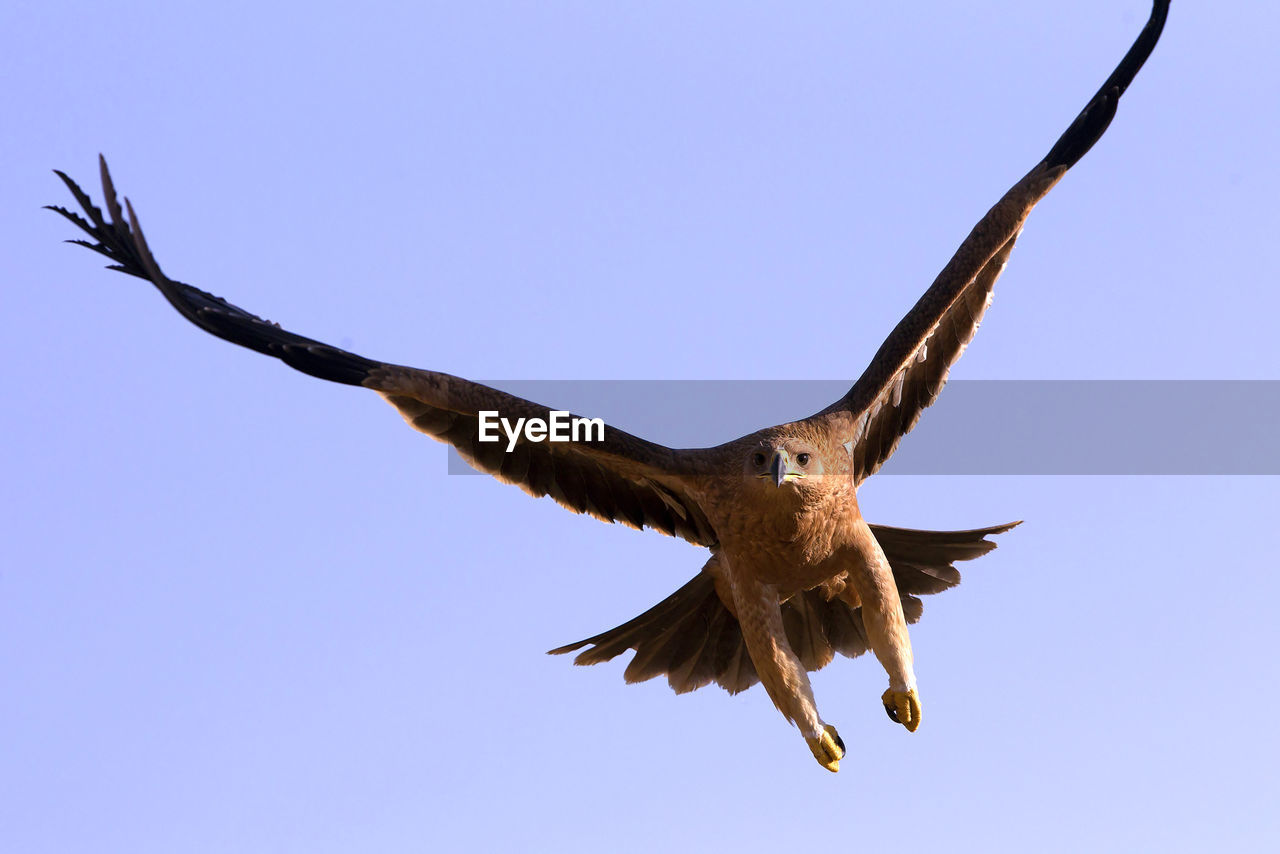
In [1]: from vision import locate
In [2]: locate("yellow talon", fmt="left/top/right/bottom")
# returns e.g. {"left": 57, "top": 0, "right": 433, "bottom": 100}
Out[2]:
{"left": 881, "top": 687, "right": 922, "bottom": 732}
{"left": 805, "top": 724, "right": 845, "bottom": 772}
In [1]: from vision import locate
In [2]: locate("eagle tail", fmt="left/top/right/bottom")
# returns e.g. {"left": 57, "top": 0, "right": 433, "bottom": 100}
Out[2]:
{"left": 547, "top": 520, "right": 1018, "bottom": 695}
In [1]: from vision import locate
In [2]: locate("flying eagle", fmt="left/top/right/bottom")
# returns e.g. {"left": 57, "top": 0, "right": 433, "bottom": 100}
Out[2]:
{"left": 49, "top": 2, "right": 1168, "bottom": 771}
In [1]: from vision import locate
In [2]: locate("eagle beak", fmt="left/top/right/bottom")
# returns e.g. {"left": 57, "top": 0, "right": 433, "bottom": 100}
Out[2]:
{"left": 770, "top": 450, "right": 789, "bottom": 487}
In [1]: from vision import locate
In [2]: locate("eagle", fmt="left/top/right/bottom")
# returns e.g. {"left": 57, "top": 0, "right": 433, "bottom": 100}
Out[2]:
{"left": 49, "top": 2, "right": 1168, "bottom": 772}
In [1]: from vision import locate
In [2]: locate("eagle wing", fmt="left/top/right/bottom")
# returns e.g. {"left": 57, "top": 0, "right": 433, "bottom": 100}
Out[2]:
{"left": 814, "top": 1, "right": 1169, "bottom": 482}
{"left": 49, "top": 160, "right": 717, "bottom": 546}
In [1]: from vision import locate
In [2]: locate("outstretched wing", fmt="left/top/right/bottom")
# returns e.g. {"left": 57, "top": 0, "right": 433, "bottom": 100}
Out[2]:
{"left": 49, "top": 159, "right": 718, "bottom": 546}
{"left": 813, "top": 1, "right": 1169, "bottom": 482}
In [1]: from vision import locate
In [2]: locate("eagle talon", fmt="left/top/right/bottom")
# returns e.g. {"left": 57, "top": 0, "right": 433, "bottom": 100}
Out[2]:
{"left": 881, "top": 688, "right": 922, "bottom": 732}
{"left": 805, "top": 724, "right": 845, "bottom": 773}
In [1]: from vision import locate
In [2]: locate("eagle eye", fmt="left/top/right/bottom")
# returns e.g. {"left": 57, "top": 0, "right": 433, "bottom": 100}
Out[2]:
{"left": 796, "top": 453, "right": 811, "bottom": 466}
{"left": 752, "top": 452, "right": 766, "bottom": 467}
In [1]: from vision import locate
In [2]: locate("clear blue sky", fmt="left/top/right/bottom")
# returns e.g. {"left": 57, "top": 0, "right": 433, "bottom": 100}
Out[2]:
{"left": 4, "top": 2, "right": 1279, "bottom": 851}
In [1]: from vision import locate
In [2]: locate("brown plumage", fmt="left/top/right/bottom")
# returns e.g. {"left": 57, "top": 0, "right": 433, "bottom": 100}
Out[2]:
{"left": 553, "top": 522, "right": 1012, "bottom": 695}
{"left": 48, "top": 2, "right": 1169, "bottom": 771}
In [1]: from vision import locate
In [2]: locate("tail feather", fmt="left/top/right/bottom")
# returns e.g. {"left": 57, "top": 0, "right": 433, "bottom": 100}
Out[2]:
{"left": 822, "top": 594, "right": 870, "bottom": 659}
{"left": 715, "top": 635, "right": 759, "bottom": 696}
{"left": 550, "top": 573, "right": 713, "bottom": 666}
{"left": 549, "top": 520, "right": 1017, "bottom": 695}
{"left": 671, "top": 604, "right": 734, "bottom": 694}
{"left": 871, "top": 520, "right": 1020, "bottom": 595}
{"left": 783, "top": 592, "right": 836, "bottom": 673}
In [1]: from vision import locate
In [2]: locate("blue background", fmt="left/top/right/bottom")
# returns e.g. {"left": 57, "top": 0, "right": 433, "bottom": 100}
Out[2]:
{"left": 4, "top": 2, "right": 1278, "bottom": 851}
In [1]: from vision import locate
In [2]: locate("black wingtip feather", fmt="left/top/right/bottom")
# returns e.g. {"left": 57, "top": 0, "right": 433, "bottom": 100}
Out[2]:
{"left": 51, "top": 157, "right": 380, "bottom": 388}
{"left": 1043, "top": 0, "right": 1169, "bottom": 170}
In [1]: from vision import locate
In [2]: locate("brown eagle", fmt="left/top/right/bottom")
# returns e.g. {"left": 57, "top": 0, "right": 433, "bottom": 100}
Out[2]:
{"left": 50, "top": 3, "right": 1168, "bottom": 771}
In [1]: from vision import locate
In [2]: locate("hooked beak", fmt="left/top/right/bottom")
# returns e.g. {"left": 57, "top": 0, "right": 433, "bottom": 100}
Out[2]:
{"left": 770, "top": 450, "right": 788, "bottom": 487}
{"left": 756, "top": 448, "right": 806, "bottom": 487}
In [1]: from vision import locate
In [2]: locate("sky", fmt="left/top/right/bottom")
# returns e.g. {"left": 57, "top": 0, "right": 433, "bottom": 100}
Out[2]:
{"left": 4, "top": 1, "right": 1279, "bottom": 851}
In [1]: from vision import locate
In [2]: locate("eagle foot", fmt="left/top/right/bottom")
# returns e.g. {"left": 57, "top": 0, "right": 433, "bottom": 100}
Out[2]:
{"left": 805, "top": 724, "right": 845, "bottom": 773}
{"left": 882, "top": 687, "right": 922, "bottom": 732}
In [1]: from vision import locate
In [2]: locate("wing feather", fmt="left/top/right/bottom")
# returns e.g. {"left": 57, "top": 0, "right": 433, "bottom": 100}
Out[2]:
{"left": 814, "top": 1, "right": 1169, "bottom": 481}
{"left": 50, "top": 160, "right": 718, "bottom": 546}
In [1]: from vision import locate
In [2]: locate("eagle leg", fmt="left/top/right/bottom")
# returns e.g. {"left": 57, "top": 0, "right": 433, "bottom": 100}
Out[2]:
{"left": 724, "top": 564, "right": 843, "bottom": 771}
{"left": 846, "top": 519, "right": 924, "bottom": 732}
